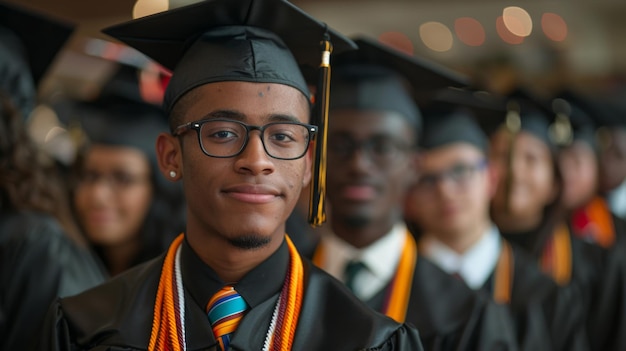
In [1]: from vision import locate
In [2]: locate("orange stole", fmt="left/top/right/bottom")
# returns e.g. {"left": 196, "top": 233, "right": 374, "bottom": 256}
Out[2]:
{"left": 540, "top": 224, "right": 572, "bottom": 286}
{"left": 574, "top": 196, "right": 615, "bottom": 249}
{"left": 493, "top": 241, "right": 514, "bottom": 304}
{"left": 312, "top": 231, "right": 417, "bottom": 323}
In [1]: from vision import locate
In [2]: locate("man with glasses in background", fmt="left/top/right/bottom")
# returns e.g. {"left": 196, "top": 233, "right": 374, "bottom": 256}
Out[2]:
{"left": 310, "top": 38, "right": 520, "bottom": 351}
{"left": 404, "top": 93, "right": 588, "bottom": 351}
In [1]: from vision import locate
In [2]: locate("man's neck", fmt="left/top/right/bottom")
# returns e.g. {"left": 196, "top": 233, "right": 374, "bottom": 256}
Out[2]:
{"left": 492, "top": 210, "right": 542, "bottom": 235}
{"left": 186, "top": 230, "right": 283, "bottom": 283}
{"left": 427, "top": 220, "right": 490, "bottom": 255}
{"left": 331, "top": 218, "right": 396, "bottom": 249}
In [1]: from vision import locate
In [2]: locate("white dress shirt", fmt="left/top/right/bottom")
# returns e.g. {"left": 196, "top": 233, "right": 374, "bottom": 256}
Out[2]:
{"left": 420, "top": 224, "right": 501, "bottom": 290}
{"left": 318, "top": 223, "right": 406, "bottom": 300}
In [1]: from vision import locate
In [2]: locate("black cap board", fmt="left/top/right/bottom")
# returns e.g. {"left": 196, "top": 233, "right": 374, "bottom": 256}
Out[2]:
{"left": 0, "top": 1, "right": 74, "bottom": 117}
{"left": 102, "top": 0, "right": 357, "bottom": 114}
{"left": 329, "top": 36, "right": 470, "bottom": 134}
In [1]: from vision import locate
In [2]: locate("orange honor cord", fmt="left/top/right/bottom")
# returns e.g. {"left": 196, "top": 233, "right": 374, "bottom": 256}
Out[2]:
{"left": 541, "top": 224, "right": 572, "bottom": 286}
{"left": 587, "top": 196, "right": 616, "bottom": 248}
{"left": 279, "top": 236, "right": 304, "bottom": 350}
{"left": 149, "top": 234, "right": 185, "bottom": 351}
{"left": 493, "top": 241, "right": 514, "bottom": 304}
{"left": 382, "top": 231, "right": 418, "bottom": 323}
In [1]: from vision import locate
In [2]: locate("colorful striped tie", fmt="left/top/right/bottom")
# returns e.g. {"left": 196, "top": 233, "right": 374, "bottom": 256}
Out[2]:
{"left": 206, "top": 286, "right": 248, "bottom": 351}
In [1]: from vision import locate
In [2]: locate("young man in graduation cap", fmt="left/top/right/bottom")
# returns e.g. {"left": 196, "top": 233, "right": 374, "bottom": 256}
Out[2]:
{"left": 309, "top": 37, "right": 519, "bottom": 351}
{"left": 404, "top": 89, "right": 589, "bottom": 351}
{"left": 35, "top": 0, "right": 424, "bottom": 350}
{"left": 486, "top": 88, "right": 626, "bottom": 351}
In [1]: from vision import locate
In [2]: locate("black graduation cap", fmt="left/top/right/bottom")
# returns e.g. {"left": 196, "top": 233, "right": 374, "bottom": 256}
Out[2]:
{"left": 329, "top": 36, "right": 470, "bottom": 133}
{"left": 419, "top": 88, "right": 504, "bottom": 152}
{"left": 502, "top": 88, "right": 557, "bottom": 149}
{"left": 550, "top": 90, "right": 599, "bottom": 149}
{"left": 0, "top": 1, "right": 74, "bottom": 117}
{"left": 58, "top": 63, "right": 168, "bottom": 160}
{"left": 102, "top": 0, "right": 358, "bottom": 227}
{"left": 102, "top": 0, "right": 357, "bottom": 114}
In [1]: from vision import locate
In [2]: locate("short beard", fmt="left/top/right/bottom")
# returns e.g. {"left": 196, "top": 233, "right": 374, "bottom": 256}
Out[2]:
{"left": 344, "top": 215, "right": 371, "bottom": 229}
{"left": 227, "top": 235, "right": 272, "bottom": 250}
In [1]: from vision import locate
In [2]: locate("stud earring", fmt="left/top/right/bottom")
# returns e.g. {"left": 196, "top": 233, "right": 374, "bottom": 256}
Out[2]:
{"left": 169, "top": 170, "right": 177, "bottom": 178}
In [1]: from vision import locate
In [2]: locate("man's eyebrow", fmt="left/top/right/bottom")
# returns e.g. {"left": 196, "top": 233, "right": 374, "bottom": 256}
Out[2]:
{"left": 266, "top": 114, "right": 302, "bottom": 123}
{"left": 200, "top": 110, "right": 246, "bottom": 121}
{"left": 198, "top": 111, "right": 303, "bottom": 124}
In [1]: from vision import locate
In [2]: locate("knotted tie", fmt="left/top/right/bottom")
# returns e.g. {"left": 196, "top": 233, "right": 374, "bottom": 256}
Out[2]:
{"left": 344, "top": 260, "right": 367, "bottom": 295}
{"left": 206, "top": 286, "right": 248, "bottom": 351}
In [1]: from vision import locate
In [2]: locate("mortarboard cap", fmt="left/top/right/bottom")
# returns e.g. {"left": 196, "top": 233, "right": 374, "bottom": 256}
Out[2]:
{"left": 102, "top": 0, "right": 358, "bottom": 227}
{"left": 102, "top": 0, "right": 357, "bottom": 114}
{"left": 329, "top": 36, "right": 470, "bottom": 134}
{"left": 0, "top": 1, "right": 74, "bottom": 118}
{"left": 419, "top": 88, "right": 503, "bottom": 153}
{"left": 550, "top": 90, "right": 599, "bottom": 150}
{"left": 502, "top": 88, "right": 556, "bottom": 149}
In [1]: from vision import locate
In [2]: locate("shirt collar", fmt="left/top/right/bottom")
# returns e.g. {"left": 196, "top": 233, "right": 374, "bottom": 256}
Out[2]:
{"left": 320, "top": 223, "right": 406, "bottom": 282}
{"left": 181, "top": 236, "right": 288, "bottom": 310}
{"left": 421, "top": 224, "right": 501, "bottom": 290}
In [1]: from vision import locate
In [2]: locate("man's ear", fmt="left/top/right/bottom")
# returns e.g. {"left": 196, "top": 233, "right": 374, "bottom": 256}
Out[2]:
{"left": 487, "top": 162, "right": 500, "bottom": 199}
{"left": 406, "top": 152, "right": 422, "bottom": 186}
{"left": 156, "top": 132, "right": 182, "bottom": 181}
{"left": 302, "top": 144, "right": 313, "bottom": 187}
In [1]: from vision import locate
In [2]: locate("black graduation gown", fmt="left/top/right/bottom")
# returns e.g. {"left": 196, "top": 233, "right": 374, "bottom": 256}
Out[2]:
{"left": 0, "top": 211, "right": 107, "bottom": 351}
{"left": 365, "top": 257, "right": 519, "bottom": 351}
{"left": 34, "top": 239, "right": 423, "bottom": 351}
{"left": 493, "top": 245, "right": 588, "bottom": 351}
{"left": 567, "top": 232, "right": 626, "bottom": 351}
{"left": 504, "top": 225, "right": 626, "bottom": 351}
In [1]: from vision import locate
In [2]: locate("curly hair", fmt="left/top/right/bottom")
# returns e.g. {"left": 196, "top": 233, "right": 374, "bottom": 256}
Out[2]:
{"left": 0, "top": 92, "right": 84, "bottom": 245}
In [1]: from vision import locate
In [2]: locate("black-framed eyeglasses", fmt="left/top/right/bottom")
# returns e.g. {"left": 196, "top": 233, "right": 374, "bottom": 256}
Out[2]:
{"left": 416, "top": 159, "right": 488, "bottom": 190}
{"left": 173, "top": 118, "right": 318, "bottom": 160}
{"left": 327, "top": 135, "right": 413, "bottom": 166}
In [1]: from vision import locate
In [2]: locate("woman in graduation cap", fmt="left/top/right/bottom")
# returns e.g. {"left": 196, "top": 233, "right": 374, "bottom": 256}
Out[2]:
{"left": 68, "top": 64, "right": 186, "bottom": 277}
{"left": 554, "top": 91, "right": 626, "bottom": 251}
{"left": 488, "top": 88, "right": 626, "bottom": 351}
{"left": 0, "top": 3, "right": 107, "bottom": 350}
{"left": 35, "top": 0, "right": 425, "bottom": 350}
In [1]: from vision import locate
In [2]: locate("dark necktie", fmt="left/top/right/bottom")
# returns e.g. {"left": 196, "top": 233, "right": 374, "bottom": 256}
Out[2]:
{"left": 344, "top": 260, "right": 367, "bottom": 294}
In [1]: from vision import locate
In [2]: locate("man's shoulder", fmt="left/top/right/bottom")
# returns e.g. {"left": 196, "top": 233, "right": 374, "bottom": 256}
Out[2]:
{"left": 298, "top": 260, "right": 423, "bottom": 350}
{"left": 56, "top": 256, "right": 164, "bottom": 346}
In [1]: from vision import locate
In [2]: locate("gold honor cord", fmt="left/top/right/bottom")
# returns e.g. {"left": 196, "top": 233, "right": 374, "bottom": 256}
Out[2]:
{"left": 541, "top": 224, "right": 572, "bottom": 286}
{"left": 382, "top": 231, "right": 418, "bottom": 322}
{"left": 493, "top": 241, "right": 514, "bottom": 304}
{"left": 308, "top": 38, "right": 332, "bottom": 227}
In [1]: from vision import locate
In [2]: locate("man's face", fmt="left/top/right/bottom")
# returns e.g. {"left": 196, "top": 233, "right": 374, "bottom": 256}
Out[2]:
{"left": 172, "top": 82, "right": 311, "bottom": 248}
{"left": 326, "top": 109, "right": 417, "bottom": 229}
{"left": 406, "top": 143, "right": 491, "bottom": 238}
{"left": 559, "top": 141, "right": 599, "bottom": 210}
{"left": 599, "top": 129, "right": 626, "bottom": 193}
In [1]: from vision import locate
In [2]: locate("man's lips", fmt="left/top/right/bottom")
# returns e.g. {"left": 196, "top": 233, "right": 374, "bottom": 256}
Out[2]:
{"left": 222, "top": 184, "right": 281, "bottom": 204}
{"left": 340, "top": 184, "right": 377, "bottom": 201}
